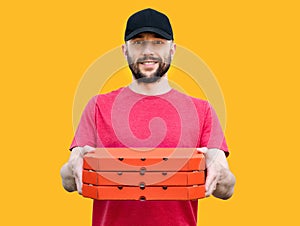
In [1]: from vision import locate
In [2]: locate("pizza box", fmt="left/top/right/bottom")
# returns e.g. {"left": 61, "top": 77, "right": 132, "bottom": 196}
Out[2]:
{"left": 83, "top": 148, "right": 205, "bottom": 172}
{"left": 83, "top": 170, "right": 205, "bottom": 186}
{"left": 82, "top": 184, "right": 205, "bottom": 200}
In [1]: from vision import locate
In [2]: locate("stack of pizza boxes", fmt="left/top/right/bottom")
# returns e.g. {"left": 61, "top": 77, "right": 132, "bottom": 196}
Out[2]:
{"left": 82, "top": 148, "right": 206, "bottom": 200}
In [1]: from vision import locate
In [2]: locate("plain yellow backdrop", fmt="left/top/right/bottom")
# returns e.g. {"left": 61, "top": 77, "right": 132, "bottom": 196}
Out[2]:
{"left": 1, "top": 0, "right": 299, "bottom": 225}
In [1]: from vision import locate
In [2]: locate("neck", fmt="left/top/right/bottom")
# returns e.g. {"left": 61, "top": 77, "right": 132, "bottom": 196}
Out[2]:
{"left": 128, "top": 75, "right": 172, "bottom": 96}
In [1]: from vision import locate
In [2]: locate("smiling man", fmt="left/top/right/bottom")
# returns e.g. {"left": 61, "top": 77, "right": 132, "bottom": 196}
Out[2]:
{"left": 125, "top": 33, "right": 174, "bottom": 84}
{"left": 60, "top": 8, "right": 236, "bottom": 226}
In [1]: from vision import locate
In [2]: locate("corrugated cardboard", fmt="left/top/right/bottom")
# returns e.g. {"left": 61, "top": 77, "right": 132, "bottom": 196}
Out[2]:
{"left": 82, "top": 184, "right": 206, "bottom": 200}
{"left": 82, "top": 148, "right": 206, "bottom": 200}
{"left": 83, "top": 170, "right": 205, "bottom": 186}
{"left": 83, "top": 148, "right": 205, "bottom": 172}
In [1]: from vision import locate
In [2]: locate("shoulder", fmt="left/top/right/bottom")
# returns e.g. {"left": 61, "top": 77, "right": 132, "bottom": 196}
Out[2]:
{"left": 82, "top": 87, "right": 126, "bottom": 113}
{"left": 171, "top": 89, "right": 209, "bottom": 109}
{"left": 91, "top": 87, "right": 125, "bottom": 104}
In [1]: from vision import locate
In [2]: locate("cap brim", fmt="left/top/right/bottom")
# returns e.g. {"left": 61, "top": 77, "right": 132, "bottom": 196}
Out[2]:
{"left": 125, "top": 27, "right": 173, "bottom": 41}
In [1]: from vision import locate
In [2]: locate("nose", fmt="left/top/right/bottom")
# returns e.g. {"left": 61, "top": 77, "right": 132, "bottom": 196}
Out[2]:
{"left": 141, "top": 42, "right": 154, "bottom": 55}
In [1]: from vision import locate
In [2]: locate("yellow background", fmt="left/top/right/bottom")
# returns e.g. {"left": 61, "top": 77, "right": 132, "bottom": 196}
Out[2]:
{"left": 1, "top": 0, "right": 299, "bottom": 225}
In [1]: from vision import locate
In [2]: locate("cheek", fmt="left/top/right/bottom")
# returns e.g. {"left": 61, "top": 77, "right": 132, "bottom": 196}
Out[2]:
{"left": 162, "top": 53, "right": 172, "bottom": 64}
{"left": 127, "top": 55, "right": 134, "bottom": 64}
{"left": 126, "top": 49, "right": 139, "bottom": 62}
{"left": 158, "top": 49, "right": 172, "bottom": 61}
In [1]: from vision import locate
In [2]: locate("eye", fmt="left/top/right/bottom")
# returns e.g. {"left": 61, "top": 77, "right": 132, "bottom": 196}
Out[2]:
{"left": 132, "top": 40, "right": 144, "bottom": 45}
{"left": 152, "top": 40, "right": 164, "bottom": 45}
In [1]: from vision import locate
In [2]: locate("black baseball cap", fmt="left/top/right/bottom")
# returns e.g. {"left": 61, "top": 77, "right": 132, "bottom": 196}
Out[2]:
{"left": 124, "top": 8, "right": 173, "bottom": 41}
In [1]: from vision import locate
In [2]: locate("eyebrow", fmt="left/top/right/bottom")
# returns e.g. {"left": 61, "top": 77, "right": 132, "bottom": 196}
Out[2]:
{"left": 132, "top": 34, "right": 144, "bottom": 39}
{"left": 132, "top": 33, "right": 165, "bottom": 39}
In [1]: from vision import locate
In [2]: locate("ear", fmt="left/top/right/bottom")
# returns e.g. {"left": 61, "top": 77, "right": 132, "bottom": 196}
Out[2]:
{"left": 170, "top": 42, "right": 176, "bottom": 60}
{"left": 122, "top": 44, "right": 128, "bottom": 58}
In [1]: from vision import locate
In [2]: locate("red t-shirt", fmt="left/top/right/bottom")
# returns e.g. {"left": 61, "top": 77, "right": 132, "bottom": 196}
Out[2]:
{"left": 70, "top": 87, "right": 228, "bottom": 226}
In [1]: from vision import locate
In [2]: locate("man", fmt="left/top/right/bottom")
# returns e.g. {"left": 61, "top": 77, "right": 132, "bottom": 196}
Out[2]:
{"left": 60, "top": 8, "right": 236, "bottom": 226}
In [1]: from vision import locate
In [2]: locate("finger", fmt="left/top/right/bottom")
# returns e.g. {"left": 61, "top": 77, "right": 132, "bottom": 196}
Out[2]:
{"left": 205, "top": 171, "right": 217, "bottom": 197}
{"left": 196, "top": 147, "right": 208, "bottom": 154}
{"left": 60, "top": 163, "right": 77, "bottom": 192}
{"left": 74, "top": 166, "right": 83, "bottom": 194}
{"left": 73, "top": 157, "right": 83, "bottom": 194}
{"left": 205, "top": 176, "right": 218, "bottom": 197}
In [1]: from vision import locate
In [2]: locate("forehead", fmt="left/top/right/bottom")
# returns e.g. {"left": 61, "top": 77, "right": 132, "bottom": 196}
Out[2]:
{"left": 131, "top": 32, "right": 166, "bottom": 40}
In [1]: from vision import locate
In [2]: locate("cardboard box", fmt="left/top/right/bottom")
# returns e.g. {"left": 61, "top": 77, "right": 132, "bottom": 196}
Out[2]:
{"left": 82, "top": 184, "right": 205, "bottom": 200}
{"left": 83, "top": 170, "right": 205, "bottom": 186}
{"left": 82, "top": 148, "right": 206, "bottom": 200}
{"left": 83, "top": 148, "right": 205, "bottom": 172}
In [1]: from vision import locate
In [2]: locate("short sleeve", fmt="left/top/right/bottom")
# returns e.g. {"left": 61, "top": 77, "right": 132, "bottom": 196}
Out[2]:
{"left": 200, "top": 102, "right": 229, "bottom": 156}
{"left": 70, "top": 96, "right": 98, "bottom": 150}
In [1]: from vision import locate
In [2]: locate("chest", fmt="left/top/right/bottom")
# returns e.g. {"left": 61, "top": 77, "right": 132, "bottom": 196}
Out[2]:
{"left": 96, "top": 97, "right": 201, "bottom": 148}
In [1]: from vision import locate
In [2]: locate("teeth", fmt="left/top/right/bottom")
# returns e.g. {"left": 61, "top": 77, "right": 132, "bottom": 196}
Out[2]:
{"left": 142, "top": 61, "right": 156, "bottom": 65}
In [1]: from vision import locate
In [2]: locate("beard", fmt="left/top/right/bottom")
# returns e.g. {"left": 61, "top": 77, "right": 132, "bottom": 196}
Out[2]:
{"left": 128, "top": 54, "right": 171, "bottom": 84}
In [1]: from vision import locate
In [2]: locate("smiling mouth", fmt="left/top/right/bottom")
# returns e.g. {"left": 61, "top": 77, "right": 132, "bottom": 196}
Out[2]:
{"left": 139, "top": 61, "right": 158, "bottom": 65}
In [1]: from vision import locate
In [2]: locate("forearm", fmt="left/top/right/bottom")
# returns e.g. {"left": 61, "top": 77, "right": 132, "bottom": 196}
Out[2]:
{"left": 213, "top": 168, "right": 236, "bottom": 200}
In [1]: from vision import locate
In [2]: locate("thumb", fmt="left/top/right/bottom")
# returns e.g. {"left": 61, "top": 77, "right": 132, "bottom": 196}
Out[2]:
{"left": 82, "top": 145, "right": 96, "bottom": 155}
{"left": 196, "top": 147, "right": 208, "bottom": 154}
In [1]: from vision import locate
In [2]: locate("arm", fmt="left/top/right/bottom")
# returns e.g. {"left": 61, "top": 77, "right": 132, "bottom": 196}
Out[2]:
{"left": 198, "top": 102, "right": 235, "bottom": 199}
{"left": 61, "top": 96, "right": 98, "bottom": 194}
{"left": 198, "top": 147, "right": 236, "bottom": 199}
{"left": 60, "top": 145, "right": 95, "bottom": 194}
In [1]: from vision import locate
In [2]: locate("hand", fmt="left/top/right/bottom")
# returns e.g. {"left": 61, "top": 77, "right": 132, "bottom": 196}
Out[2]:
{"left": 197, "top": 147, "right": 235, "bottom": 199}
{"left": 60, "top": 145, "right": 95, "bottom": 194}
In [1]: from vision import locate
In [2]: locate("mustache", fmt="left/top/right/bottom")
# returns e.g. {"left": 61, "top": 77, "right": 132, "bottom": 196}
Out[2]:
{"left": 136, "top": 56, "right": 162, "bottom": 63}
